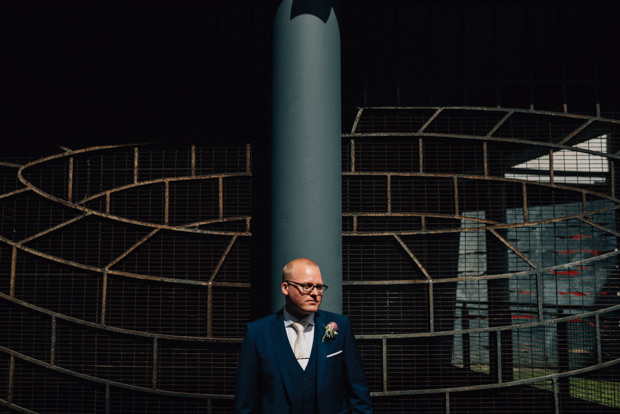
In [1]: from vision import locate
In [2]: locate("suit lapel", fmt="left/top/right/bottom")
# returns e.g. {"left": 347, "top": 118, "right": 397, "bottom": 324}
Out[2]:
{"left": 269, "top": 311, "right": 293, "bottom": 399}
{"left": 315, "top": 311, "right": 327, "bottom": 395}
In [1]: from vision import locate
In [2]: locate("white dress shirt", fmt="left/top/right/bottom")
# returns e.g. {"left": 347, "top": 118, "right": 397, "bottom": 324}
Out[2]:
{"left": 283, "top": 308, "right": 315, "bottom": 370}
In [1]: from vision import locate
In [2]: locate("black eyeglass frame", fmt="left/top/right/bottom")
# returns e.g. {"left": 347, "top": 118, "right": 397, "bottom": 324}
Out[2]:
{"left": 284, "top": 280, "right": 328, "bottom": 294}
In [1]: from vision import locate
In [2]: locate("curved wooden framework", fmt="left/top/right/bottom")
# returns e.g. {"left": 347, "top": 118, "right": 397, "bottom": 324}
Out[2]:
{"left": 1, "top": 108, "right": 619, "bottom": 412}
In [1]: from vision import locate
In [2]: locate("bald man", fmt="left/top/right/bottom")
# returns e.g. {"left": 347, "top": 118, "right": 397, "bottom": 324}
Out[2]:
{"left": 235, "top": 258, "right": 373, "bottom": 414}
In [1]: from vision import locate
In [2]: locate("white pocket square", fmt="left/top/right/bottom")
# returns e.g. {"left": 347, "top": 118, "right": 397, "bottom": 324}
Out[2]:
{"left": 327, "top": 350, "right": 343, "bottom": 358}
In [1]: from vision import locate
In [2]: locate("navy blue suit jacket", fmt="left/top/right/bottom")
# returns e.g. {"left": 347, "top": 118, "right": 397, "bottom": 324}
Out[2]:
{"left": 235, "top": 309, "right": 373, "bottom": 414}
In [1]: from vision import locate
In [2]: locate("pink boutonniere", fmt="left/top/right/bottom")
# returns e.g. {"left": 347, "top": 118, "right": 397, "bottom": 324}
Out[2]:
{"left": 322, "top": 321, "right": 339, "bottom": 342}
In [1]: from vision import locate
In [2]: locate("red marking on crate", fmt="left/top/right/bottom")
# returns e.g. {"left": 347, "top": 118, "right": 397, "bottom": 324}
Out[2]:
{"left": 512, "top": 314, "right": 536, "bottom": 320}
{"left": 571, "top": 234, "right": 592, "bottom": 240}
{"left": 567, "top": 318, "right": 596, "bottom": 327}
{"left": 582, "top": 249, "right": 601, "bottom": 256}
{"left": 549, "top": 270, "right": 580, "bottom": 276}
{"left": 559, "top": 291, "right": 589, "bottom": 297}
{"left": 563, "top": 318, "right": 609, "bottom": 328}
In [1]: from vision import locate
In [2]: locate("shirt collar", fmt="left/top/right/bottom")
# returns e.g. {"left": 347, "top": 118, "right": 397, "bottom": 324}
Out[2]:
{"left": 283, "top": 307, "right": 315, "bottom": 327}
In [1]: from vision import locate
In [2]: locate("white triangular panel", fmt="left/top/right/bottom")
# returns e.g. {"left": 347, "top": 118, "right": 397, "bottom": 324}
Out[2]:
{"left": 513, "top": 135, "right": 608, "bottom": 173}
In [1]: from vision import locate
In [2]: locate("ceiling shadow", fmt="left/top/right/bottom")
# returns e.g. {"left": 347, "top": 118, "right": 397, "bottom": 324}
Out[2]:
{"left": 290, "top": 0, "right": 339, "bottom": 23}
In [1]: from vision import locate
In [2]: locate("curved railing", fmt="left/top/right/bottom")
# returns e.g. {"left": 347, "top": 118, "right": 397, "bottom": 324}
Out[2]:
{"left": 342, "top": 107, "right": 620, "bottom": 412}
{"left": 1, "top": 108, "right": 620, "bottom": 412}
{"left": 0, "top": 144, "right": 252, "bottom": 412}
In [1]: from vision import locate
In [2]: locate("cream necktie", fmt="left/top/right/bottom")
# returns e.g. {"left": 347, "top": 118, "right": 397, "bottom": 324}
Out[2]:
{"left": 292, "top": 321, "right": 309, "bottom": 359}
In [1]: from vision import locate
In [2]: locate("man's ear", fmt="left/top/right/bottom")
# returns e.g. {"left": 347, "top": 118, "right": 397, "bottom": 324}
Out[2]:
{"left": 281, "top": 282, "right": 289, "bottom": 296}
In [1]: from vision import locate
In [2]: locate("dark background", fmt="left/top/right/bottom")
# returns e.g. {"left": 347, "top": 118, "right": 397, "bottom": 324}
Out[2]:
{"left": 1, "top": 4, "right": 620, "bottom": 412}
{"left": 2, "top": 1, "right": 620, "bottom": 155}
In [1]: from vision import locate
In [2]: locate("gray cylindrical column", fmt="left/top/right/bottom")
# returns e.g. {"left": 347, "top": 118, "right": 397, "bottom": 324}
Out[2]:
{"left": 271, "top": 0, "right": 342, "bottom": 313}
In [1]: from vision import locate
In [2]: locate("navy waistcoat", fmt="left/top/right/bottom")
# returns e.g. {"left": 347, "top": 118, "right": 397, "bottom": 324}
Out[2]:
{"left": 286, "top": 329, "right": 318, "bottom": 414}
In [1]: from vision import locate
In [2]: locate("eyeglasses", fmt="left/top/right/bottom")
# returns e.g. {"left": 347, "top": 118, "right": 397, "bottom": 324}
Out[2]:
{"left": 285, "top": 280, "right": 328, "bottom": 294}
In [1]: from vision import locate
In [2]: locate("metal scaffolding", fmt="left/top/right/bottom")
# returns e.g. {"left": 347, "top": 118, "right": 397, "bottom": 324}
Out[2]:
{"left": 1, "top": 107, "right": 619, "bottom": 413}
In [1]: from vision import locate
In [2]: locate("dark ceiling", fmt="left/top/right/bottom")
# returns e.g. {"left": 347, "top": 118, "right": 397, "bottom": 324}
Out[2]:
{"left": 2, "top": 1, "right": 620, "bottom": 154}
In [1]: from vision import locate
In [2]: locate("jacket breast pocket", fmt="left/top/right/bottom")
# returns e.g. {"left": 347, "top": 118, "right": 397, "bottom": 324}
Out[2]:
{"left": 327, "top": 349, "right": 343, "bottom": 359}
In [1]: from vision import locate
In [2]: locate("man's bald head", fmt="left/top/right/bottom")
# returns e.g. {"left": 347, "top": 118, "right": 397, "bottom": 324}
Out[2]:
{"left": 281, "top": 258, "right": 324, "bottom": 318}
{"left": 282, "top": 258, "right": 320, "bottom": 283}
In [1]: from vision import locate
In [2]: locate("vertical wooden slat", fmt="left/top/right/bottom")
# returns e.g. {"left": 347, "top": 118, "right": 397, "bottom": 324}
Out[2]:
{"left": 483, "top": 142, "right": 489, "bottom": 177}
{"left": 67, "top": 157, "right": 74, "bottom": 202}
{"left": 582, "top": 192, "right": 587, "bottom": 213}
{"left": 207, "top": 283, "right": 213, "bottom": 338}
{"left": 462, "top": 303, "right": 471, "bottom": 370}
{"left": 133, "top": 147, "right": 139, "bottom": 183}
{"left": 152, "top": 337, "right": 158, "bottom": 390}
{"left": 7, "top": 355, "right": 15, "bottom": 404}
{"left": 387, "top": 174, "right": 392, "bottom": 214}
{"left": 496, "top": 330, "right": 503, "bottom": 384}
{"left": 428, "top": 281, "right": 435, "bottom": 333}
{"left": 10, "top": 246, "right": 16, "bottom": 297}
{"left": 101, "top": 271, "right": 108, "bottom": 325}
{"left": 382, "top": 338, "right": 388, "bottom": 393}
{"left": 535, "top": 271, "right": 544, "bottom": 322}
{"left": 419, "top": 138, "right": 424, "bottom": 173}
{"left": 553, "top": 378, "right": 560, "bottom": 414}
{"left": 595, "top": 314, "right": 603, "bottom": 364}
{"left": 218, "top": 177, "right": 224, "bottom": 218}
{"left": 50, "top": 316, "right": 57, "bottom": 365}
{"left": 453, "top": 177, "right": 459, "bottom": 216}
{"left": 522, "top": 182, "right": 528, "bottom": 222}
{"left": 549, "top": 149, "right": 554, "bottom": 184}
{"left": 611, "top": 160, "right": 615, "bottom": 198}
{"left": 105, "top": 382, "right": 111, "bottom": 414}
{"left": 191, "top": 145, "right": 196, "bottom": 176}
{"left": 164, "top": 181, "right": 170, "bottom": 224}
